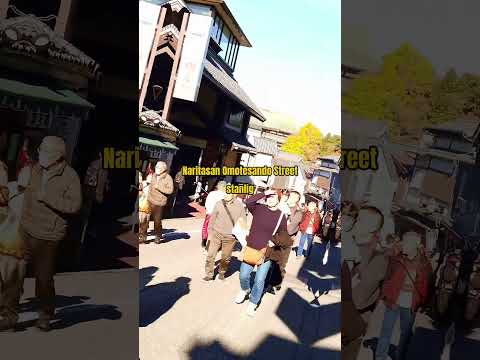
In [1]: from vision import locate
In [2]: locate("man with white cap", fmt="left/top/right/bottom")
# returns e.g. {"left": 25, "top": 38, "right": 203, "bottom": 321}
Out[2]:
{"left": 20, "top": 136, "right": 82, "bottom": 331}
{"left": 144, "top": 161, "right": 173, "bottom": 244}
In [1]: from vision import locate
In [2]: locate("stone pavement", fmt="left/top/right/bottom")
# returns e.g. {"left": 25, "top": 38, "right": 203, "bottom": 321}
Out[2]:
{"left": 139, "top": 217, "right": 341, "bottom": 360}
{"left": 356, "top": 292, "right": 480, "bottom": 360}
{"left": 2, "top": 269, "right": 138, "bottom": 360}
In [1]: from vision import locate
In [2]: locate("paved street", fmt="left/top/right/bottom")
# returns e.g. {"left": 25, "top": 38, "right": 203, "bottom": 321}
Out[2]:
{"left": 356, "top": 294, "right": 480, "bottom": 360}
{"left": 139, "top": 217, "right": 341, "bottom": 360}
{"left": 2, "top": 269, "right": 138, "bottom": 360}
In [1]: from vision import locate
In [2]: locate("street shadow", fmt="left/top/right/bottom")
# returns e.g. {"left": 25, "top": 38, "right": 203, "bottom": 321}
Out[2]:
{"left": 51, "top": 304, "right": 122, "bottom": 330}
{"left": 139, "top": 276, "right": 191, "bottom": 327}
{"left": 19, "top": 295, "right": 90, "bottom": 313}
{"left": 405, "top": 326, "right": 480, "bottom": 360}
{"left": 16, "top": 295, "right": 122, "bottom": 331}
{"left": 140, "top": 266, "right": 158, "bottom": 290}
{"left": 187, "top": 335, "right": 340, "bottom": 360}
{"left": 162, "top": 231, "right": 191, "bottom": 243}
{"left": 213, "top": 256, "right": 242, "bottom": 279}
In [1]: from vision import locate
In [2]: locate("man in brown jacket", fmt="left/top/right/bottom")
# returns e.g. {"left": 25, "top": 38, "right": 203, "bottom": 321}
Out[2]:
{"left": 203, "top": 192, "right": 246, "bottom": 281}
{"left": 20, "top": 136, "right": 82, "bottom": 331}
{"left": 145, "top": 161, "right": 173, "bottom": 244}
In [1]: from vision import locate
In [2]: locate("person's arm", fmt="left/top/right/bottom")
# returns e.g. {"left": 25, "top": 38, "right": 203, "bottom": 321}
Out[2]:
{"left": 244, "top": 192, "right": 265, "bottom": 213}
{"left": 207, "top": 202, "right": 219, "bottom": 233}
{"left": 41, "top": 173, "right": 82, "bottom": 214}
{"left": 287, "top": 209, "right": 303, "bottom": 236}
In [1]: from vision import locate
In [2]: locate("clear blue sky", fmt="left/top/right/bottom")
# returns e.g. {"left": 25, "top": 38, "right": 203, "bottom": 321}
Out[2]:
{"left": 227, "top": 0, "right": 341, "bottom": 135}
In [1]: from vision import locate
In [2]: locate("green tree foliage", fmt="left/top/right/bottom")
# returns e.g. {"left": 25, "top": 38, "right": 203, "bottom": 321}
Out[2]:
{"left": 344, "top": 43, "right": 480, "bottom": 141}
{"left": 282, "top": 123, "right": 340, "bottom": 162}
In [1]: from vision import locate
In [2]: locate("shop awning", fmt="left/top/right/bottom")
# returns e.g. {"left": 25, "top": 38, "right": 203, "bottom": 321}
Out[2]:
{"left": 139, "top": 137, "right": 179, "bottom": 151}
{"left": 0, "top": 78, "right": 94, "bottom": 109}
{"left": 203, "top": 58, "right": 266, "bottom": 122}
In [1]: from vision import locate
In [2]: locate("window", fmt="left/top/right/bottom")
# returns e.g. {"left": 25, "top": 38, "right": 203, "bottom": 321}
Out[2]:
{"left": 430, "top": 157, "right": 455, "bottom": 175}
{"left": 451, "top": 139, "right": 473, "bottom": 153}
{"left": 226, "top": 102, "right": 245, "bottom": 132}
{"left": 315, "top": 170, "right": 331, "bottom": 178}
{"left": 433, "top": 136, "right": 451, "bottom": 150}
{"left": 415, "top": 155, "right": 430, "bottom": 169}
{"left": 219, "top": 25, "right": 231, "bottom": 57}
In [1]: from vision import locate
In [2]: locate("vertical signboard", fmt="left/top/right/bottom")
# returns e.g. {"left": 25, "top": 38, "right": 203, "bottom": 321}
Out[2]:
{"left": 139, "top": 1, "right": 161, "bottom": 89}
{"left": 173, "top": 13, "right": 213, "bottom": 102}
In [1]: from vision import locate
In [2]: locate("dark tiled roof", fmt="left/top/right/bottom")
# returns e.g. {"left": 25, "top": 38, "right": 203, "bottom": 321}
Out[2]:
{"left": 0, "top": 16, "right": 99, "bottom": 78}
{"left": 203, "top": 56, "right": 266, "bottom": 122}
{"left": 139, "top": 110, "right": 181, "bottom": 135}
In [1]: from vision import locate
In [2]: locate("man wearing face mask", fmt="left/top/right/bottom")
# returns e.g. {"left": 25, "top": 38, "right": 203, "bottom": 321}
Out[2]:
{"left": 20, "top": 136, "right": 82, "bottom": 331}
{"left": 375, "top": 231, "right": 432, "bottom": 360}
{"left": 144, "top": 161, "right": 173, "bottom": 244}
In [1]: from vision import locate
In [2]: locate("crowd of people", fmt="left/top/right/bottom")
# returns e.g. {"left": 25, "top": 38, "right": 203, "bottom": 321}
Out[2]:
{"left": 341, "top": 201, "right": 433, "bottom": 360}
{"left": 197, "top": 180, "right": 342, "bottom": 317}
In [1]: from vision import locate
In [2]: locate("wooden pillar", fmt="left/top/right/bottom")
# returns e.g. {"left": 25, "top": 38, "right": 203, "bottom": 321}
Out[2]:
{"left": 0, "top": 0, "right": 9, "bottom": 20}
{"left": 162, "top": 11, "right": 189, "bottom": 122}
{"left": 139, "top": 6, "right": 167, "bottom": 113}
{"left": 55, "top": 0, "right": 73, "bottom": 36}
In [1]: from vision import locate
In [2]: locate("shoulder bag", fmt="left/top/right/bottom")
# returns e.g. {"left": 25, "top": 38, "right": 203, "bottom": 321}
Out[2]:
{"left": 243, "top": 211, "right": 284, "bottom": 266}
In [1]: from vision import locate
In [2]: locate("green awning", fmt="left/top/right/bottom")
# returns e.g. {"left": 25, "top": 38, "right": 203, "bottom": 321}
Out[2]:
{"left": 0, "top": 78, "right": 94, "bottom": 109}
{"left": 139, "top": 137, "right": 178, "bottom": 150}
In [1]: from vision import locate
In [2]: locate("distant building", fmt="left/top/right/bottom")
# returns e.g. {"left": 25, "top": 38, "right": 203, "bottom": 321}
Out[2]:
{"left": 139, "top": 0, "right": 266, "bottom": 195}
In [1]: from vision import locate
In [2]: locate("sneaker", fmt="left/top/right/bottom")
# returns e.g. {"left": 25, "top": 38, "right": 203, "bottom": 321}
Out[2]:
{"left": 154, "top": 236, "right": 163, "bottom": 244}
{"left": 234, "top": 289, "right": 250, "bottom": 304}
{"left": 202, "top": 276, "right": 213, "bottom": 282}
{"left": 218, "top": 273, "right": 225, "bottom": 281}
{"left": 246, "top": 302, "right": 257, "bottom": 317}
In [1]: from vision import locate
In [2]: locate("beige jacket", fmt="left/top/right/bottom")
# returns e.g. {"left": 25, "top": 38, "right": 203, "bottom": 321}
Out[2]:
{"left": 208, "top": 199, "right": 246, "bottom": 237}
{"left": 147, "top": 172, "right": 174, "bottom": 207}
{"left": 21, "top": 162, "right": 82, "bottom": 241}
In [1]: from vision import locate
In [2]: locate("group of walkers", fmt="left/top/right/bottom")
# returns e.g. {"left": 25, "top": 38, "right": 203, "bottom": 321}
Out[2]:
{"left": 341, "top": 201, "right": 433, "bottom": 360}
{"left": 199, "top": 181, "right": 342, "bottom": 317}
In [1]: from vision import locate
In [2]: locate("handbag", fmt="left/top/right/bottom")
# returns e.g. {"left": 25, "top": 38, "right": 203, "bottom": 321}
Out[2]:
{"left": 222, "top": 200, "right": 249, "bottom": 246}
{"left": 243, "top": 211, "right": 285, "bottom": 266}
{"left": 138, "top": 185, "right": 151, "bottom": 213}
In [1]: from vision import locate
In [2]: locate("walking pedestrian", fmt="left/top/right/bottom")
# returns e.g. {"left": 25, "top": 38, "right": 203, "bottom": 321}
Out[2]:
{"left": 203, "top": 191, "right": 245, "bottom": 281}
{"left": 20, "top": 136, "right": 82, "bottom": 331}
{"left": 234, "top": 189, "right": 287, "bottom": 317}
{"left": 0, "top": 166, "right": 30, "bottom": 331}
{"left": 202, "top": 180, "right": 226, "bottom": 250}
{"left": 375, "top": 231, "right": 432, "bottom": 360}
{"left": 142, "top": 161, "right": 174, "bottom": 244}
{"left": 297, "top": 200, "right": 321, "bottom": 258}
{"left": 80, "top": 150, "right": 108, "bottom": 243}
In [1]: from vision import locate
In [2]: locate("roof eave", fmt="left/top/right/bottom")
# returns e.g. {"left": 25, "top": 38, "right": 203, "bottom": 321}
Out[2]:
{"left": 188, "top": 0, "right": 252, "bottom": 47}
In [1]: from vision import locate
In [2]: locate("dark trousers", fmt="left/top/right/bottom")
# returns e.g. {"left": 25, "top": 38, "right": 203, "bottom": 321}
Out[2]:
{"left": 150, "top": 204, "right": 164, "bottom": 238}
{"left": 139, "top": 203, "right": 164, "bottom": 241}
{"left": 23, "top": 231, "right": 59, "bottom": 319}
{"left": 0, "top": 255, "right": 26, "bottom": 323}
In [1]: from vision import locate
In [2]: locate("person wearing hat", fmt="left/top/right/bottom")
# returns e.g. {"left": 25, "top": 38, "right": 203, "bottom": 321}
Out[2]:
{"left": 20, "top": 136, "right": 82, "bottom": 331}
{"left": 143, "top": 161, "right": 174, "bottom": 244}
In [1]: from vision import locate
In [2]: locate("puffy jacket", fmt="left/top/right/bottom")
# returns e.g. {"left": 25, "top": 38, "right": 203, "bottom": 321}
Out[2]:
{"left": 147, "top": 172, "right": 174, "bottom": 207}
{"left": 21, "top": 162, "right": 82, "bottom": 242}
{"left": 299, "top": 211, "right": 321, "bottom": 234}
{"left": 382, "top": 254, "right": 432, "bottom": 312}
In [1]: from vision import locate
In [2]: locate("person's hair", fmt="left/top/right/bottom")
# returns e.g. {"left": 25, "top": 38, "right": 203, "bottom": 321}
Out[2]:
{"left": 359, "top": 205, "right": 384, "bottom": 233}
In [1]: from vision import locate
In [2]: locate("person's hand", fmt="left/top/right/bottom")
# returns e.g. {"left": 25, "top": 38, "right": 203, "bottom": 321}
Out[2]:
{"left": 265, "top": 189, "right": 276, "bottom": 196}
